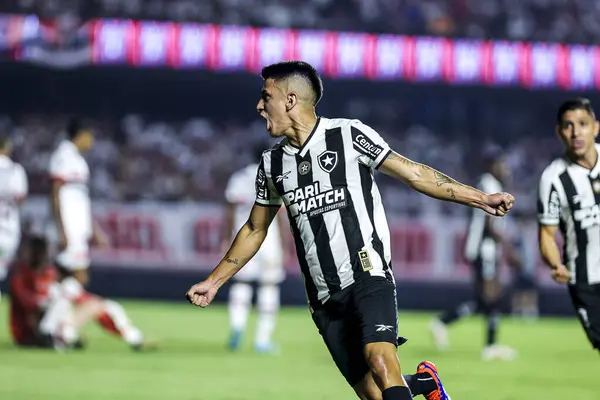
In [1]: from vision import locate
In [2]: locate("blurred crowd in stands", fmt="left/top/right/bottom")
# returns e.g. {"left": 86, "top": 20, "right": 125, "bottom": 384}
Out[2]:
{"left": 6, "top": 0, "right": 600, "bottom": 44}
{"left": 2, "top": 97, "right": 562, "bottom": 217}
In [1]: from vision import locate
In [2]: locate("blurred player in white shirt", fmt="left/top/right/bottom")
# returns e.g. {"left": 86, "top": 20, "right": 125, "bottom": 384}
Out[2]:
{"left": 39, "top": 119, "right": 151, "bottom": 350}
{"left": 223, "top": 144, "right": 286, "bottom": 353}
{"left": 0, "top": 137, "right": 27, "bottom": 301}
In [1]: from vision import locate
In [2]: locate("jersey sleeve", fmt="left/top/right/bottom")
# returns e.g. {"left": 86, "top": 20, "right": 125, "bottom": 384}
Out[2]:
{"left": 350, "top": 120, "right": 392, "bottom": 169}
{"left": 255, "top": 158, "right": 282, "bottom": 207}
{"left": 48, "top": 150, "right": 70, "bottom": 182}
{"left": 12, "top": 164, "right": 28, "bottom": 200}
{"left": 537, "top": 171, "right": 560, "bottom": 226}
{"left": 224, "top": 173, "right": 241, "bottom": 204}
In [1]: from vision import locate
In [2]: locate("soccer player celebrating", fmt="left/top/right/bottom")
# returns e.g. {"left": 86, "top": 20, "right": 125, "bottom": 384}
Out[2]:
{"left": 223, "top": 143, "right": 286, "bottom": 353}
{"left": 538, "top": 98, "right": 600, "bottom": 354}
{"left": 187, "top": 61, "right": 514, "bottom": 400}
{"left": 0, "top": 136, "right": 28, "bottom": 302}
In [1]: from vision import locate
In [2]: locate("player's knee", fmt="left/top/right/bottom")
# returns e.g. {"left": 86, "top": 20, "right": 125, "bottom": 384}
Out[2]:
{"left": 72, "top": 269, "right": 89, "bottom": 286}
{"left": 364, "top": 343, "right": 401, "bottom": 382}
{"left": 229, "top": 282, "right": 253, "bottom": 304}
{"left": 257, "top": 284, "right": 279, "bottom": 312}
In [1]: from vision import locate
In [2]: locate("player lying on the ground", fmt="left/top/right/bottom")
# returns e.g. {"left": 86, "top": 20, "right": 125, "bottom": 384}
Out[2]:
{"left": 187, "top": 61, "right": 514, "bottom": 400}
{"left": 9, "top": 236, "right": 154, "bottom": 350}
{"left": 538, "top": 98, "right": 600, "bottom": 354}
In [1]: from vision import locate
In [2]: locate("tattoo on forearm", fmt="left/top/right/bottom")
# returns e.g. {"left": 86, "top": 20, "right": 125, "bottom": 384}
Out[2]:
{"left": 446, "top": 188, "right": 456, "bottom": 200}
{"left": 434, "top": 171, "right": 455, "bottom": 187}
{"left": 225, "top": 258, "right": 239, "bottom": 265}
{"left": 389, "top": 152, "right": 412, "bottom": 166}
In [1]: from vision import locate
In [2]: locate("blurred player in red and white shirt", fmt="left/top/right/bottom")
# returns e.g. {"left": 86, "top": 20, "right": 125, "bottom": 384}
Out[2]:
{"left": 0, "top": 136, "right": 28, "bottom": 302}
{"left": 222, "top": 143, "right": 286, "bottom": 353}
{"left": 9, "top": 236, "right": 55, "bottom": 346}
{"left": 10, "top": 235, "right": 153, "bottom": 350}
{"left": 39, "top": 118, "right": 152, "bottom": 350}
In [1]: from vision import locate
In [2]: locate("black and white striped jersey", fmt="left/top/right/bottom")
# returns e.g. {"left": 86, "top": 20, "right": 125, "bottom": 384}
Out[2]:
{"left": 254, "top": 117, "right": 393, "bottom": 309}
{"left": 538, "top": 145, "right": 600, "bottom": 285}
{"left": 464, "top": 173, "right": 504, "bottom": 265}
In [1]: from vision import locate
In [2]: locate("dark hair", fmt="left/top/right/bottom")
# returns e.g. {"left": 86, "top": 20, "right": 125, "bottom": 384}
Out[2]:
{"left": 483, "top": 146, "right": 503, "bottom": 169}
{"left": 66, "top": 117, "right": 86, "bottom": 140}
{"left": 28, "top": 236, "right": 48, "bottom": 266}
{"left": 556, "top": 98, "right": 596, "bottom": 124}
{"left": 261, "top": 61, "right": 324, "bottom": 105}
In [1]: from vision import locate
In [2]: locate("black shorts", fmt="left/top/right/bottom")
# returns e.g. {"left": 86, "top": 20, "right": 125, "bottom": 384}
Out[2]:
{"left": 311, "top": 275, "right": 401, "bottom": 386}
{"left": 472, "top": 257, "right": 499, "bottom": 283}
{"left": 568, "top": 284, "right": 600, "bottom": 350}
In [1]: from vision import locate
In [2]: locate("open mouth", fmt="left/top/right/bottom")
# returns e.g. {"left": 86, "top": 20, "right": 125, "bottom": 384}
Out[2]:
{"left": 572, "top": 139, "right": 585, "bottom": 150}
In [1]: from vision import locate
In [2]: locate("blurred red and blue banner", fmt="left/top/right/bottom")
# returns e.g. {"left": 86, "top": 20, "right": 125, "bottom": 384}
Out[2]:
{"left": 0, "top": 14, "right": 599, "bottom": 90}
{"left": 22, "top": 197, "right": 553, "bottom": 286}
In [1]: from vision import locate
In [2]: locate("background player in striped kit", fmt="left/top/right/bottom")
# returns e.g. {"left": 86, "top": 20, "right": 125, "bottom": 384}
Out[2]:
{"left": 187, "top": 61, "right": 515, "bottom": 400}
{"left": 223, "top": 143, "right": 286, "bottom": 354}
{"left": 0, "top": 136, "right": 28, "bottom": 303}
{"left": 538, "top": 98, "right": 600, "bottom": 354}
{"left": 430, "top": 149, "right": 518, "bottom": 361}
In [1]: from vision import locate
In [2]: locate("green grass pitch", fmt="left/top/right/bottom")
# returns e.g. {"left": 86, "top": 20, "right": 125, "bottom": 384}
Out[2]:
{"left": 0, "top": 300, "right": 597, "bottom": 400}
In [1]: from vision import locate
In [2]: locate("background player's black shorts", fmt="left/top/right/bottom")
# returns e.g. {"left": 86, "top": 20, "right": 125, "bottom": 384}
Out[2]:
{"left": 568, "top": 284, "right": 600, "bottom": 350}
{"left": 311, "top": 275, "right": 400, "bottom": 387}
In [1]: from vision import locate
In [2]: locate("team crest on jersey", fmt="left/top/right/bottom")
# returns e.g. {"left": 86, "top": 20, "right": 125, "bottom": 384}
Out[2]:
{"left": 318, "top": 151, "right": 338, "bottom": 173}
{"left": 298, "top": 161, "right": 311, "bottom": 176}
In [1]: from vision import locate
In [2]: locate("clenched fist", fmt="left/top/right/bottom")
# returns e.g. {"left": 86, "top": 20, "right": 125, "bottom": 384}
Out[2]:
{"left": 483, "top": 192, "right": 515, "bottom": 217}
{"left": 186, "top": 280, "right": 219, "bottom": 308}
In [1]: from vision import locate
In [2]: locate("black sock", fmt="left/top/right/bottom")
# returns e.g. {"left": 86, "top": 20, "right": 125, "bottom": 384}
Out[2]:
{"left": 404, "top": 373, "right": 438, "bottom": 396}
{"left": 382, "top": 386, "right": 413, "bottom": 400}
{"left": 486, "top": 313, "right": 499, "bottom": 346}
{"left": 439, "top": 301, "right": 474, "bottom": 325}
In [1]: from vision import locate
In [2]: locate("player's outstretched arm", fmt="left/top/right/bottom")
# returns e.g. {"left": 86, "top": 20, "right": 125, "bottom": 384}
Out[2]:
{"left": 379, "top": 151, "right": 514, "bottom": 216}
{"left": 186, "top": 204, "right": 279, "bottom": 307}
{"left": 538, "top": 224, "right": 570, "bottom": 283}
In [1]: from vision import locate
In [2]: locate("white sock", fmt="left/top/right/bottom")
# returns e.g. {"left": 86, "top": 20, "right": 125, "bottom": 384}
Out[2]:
{"left": 59, "top": 310, "right": 79, "bottom": 345}
{"left": 228, "top": 282, "right": 253, "bottom": 332}
{"left": 103, "top": 300, "right": 144, "bottom": 346}
{"left": 39, "top": 277, "right": 82, "bottom": 337}
{"left": 254, "top": 284, "right": 279, "bottom": 347}
{"left": 39, "top": 296, "right": 72, "bottom": 336}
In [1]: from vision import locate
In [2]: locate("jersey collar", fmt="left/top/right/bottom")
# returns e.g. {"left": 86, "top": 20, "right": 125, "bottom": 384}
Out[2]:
{"left": 283, "top": 117, "right": 325, "bottom": 157}
{"left": 61, "top": 139, "right": 80, "bottom": 154}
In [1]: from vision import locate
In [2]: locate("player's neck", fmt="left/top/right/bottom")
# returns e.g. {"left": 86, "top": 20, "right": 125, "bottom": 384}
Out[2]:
{"left": 286, "top": 111, "right": 318, "bottom": 148}
{"left": 570, "top": 146, "right": 598, "bottom": 170}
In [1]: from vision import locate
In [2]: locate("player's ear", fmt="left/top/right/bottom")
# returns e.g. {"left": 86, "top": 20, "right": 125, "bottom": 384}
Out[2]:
{"left": 286, "top": 92, "right": 297, "bottom": 111}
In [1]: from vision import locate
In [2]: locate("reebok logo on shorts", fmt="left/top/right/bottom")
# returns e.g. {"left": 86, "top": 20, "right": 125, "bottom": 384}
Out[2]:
{"left": 375, "top": 324, "right": 394, "bottom": 332}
